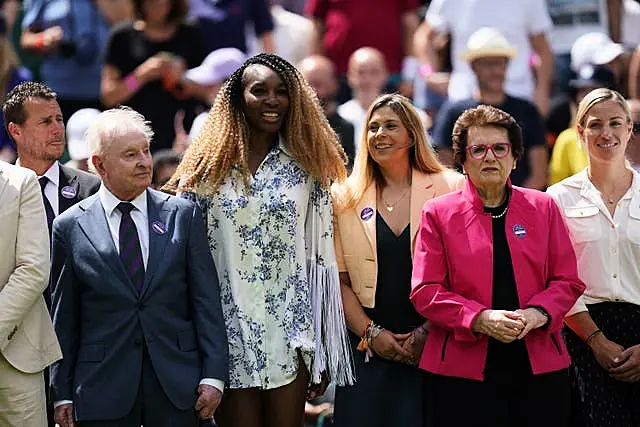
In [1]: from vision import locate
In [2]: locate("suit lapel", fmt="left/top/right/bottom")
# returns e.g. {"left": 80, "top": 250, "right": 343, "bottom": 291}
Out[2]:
{"left": 410, "top": 170, "right": 436, "bottom": 252}
{"left": 77, "top": 196, "right": 134, "bottom": 295}
{"left": 355, "top": 183, "right": 377, "bottom": 255}
{"left": 140, "top": 189, "right": 172, "bottom": 297}
{"left": 58, "top": 165, "right": 80, "bottom": 214}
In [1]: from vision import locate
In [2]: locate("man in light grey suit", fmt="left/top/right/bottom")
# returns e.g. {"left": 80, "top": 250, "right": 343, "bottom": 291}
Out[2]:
{"left": 0, "top": 160, "right": 62, "bottom": 426}
{"left": 50, "top": 107, "right": 228, "bottom": 427}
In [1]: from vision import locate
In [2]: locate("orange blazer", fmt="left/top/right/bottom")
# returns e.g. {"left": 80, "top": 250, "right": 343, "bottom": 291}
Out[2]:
{"left": 332, "top": 169, "right": 463, "bottom": 308}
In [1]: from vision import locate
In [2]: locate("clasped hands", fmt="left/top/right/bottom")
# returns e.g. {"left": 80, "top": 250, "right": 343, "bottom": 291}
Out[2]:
{"left": 370, "top": 324, "right": 428, "bottom": 365}
{"left": 472, "top": 308, "right": 548, "bottom": 343}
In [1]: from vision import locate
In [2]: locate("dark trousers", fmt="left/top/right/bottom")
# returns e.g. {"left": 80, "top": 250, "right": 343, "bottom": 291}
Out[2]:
{"left": 432, "top": 368, "right": 571, "bottom": 427}
{"left": 77, "top": 348, "right": 199, "bottom": 427}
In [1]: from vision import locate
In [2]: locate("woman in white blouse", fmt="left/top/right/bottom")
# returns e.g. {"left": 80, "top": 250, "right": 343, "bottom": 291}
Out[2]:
{"left": 547, "top": 88, "right": 640, "bottom": 427}
{"left": 167, "top": 54, "right": 353, "bottom": 427}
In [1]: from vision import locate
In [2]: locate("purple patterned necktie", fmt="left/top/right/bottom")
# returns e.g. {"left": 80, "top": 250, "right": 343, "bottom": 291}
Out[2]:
{"left": 38, "top": 176, "right": 55, "bottom": 237}
{"left": 117, "top": 202, "right": 145, "bottom": 294}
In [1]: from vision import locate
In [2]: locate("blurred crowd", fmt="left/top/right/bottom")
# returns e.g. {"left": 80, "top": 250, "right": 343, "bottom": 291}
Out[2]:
{"left": 3, "top": 1, "right": 640, "bottom": 426}
{"left": 1, "top": 0, "right": 640, "bottom": 188}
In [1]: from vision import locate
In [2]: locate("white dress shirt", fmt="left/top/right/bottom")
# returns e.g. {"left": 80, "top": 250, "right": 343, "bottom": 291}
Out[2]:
{"left": 99, "top": 185, "right": 150, "bottom": 269}
{"left": 547, "top": 169, "right": 640, "bottom": 316}
{"left": 55, "top": 186, "right": 222, "bottom": 408}
{"left": 16, "top": 159, "right": 60, "bottom": 215}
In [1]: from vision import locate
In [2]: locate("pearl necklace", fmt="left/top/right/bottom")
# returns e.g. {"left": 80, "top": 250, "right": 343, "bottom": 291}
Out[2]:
{"left": 491, "top": 205, "right": 508, "bottom": 219}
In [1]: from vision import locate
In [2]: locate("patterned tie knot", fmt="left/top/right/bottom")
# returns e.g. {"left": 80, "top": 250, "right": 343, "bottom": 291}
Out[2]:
{"left": 39, "top": 176, "right": 49, "bottom": 190}
{"left": 117, "top": 202, "right": 135, "bottom": 215}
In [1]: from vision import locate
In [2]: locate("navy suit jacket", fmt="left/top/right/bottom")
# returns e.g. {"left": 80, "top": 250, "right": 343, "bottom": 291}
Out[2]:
{"left": 49, "top": 188, "right": 228, "bottom": 421}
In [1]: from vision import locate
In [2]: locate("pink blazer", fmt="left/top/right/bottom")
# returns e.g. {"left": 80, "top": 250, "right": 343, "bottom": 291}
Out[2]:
{"left": 410, "top": 178, "right": 585, "bottom": 381}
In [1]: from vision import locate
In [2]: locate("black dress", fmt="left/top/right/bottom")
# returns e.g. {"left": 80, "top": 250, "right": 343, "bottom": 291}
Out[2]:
{"left": 333, "top": 214, "right": 432, "bottom": 427}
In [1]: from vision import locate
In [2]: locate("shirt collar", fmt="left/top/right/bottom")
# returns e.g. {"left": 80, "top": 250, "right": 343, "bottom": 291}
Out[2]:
{"left": 98, "top": 185, "right": 148, "bottom": 218}
{"left": 42, "top": 161, "right": 60, "bottom": 187}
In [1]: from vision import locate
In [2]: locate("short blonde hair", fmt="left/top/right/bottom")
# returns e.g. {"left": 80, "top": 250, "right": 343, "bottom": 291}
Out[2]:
{"left": 340, "top": 94, "right": 445, "bottom": 210}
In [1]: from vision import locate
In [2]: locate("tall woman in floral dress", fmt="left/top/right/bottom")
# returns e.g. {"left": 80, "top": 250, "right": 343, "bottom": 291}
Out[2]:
{"left": 167, "top": 53, "right": 353, "bottom": 427}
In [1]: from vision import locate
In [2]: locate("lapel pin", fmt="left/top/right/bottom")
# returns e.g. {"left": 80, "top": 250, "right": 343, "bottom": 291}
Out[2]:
{"left": 360, "top": 207, "right": 374, "bottom": 221}
{"left": 513, "top": 224, "right": 527, "bottom": 239}
{"left": 151, "top": 220, "right": 167, "bottom": 235}
{"left": 60, "top": 185, "right": 77, "bottom": 199}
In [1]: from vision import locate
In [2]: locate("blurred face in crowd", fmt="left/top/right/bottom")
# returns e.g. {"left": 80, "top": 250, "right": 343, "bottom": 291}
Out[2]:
{"left": 578, "top": 99, "right": 632, "bottom": 167}
{"left": 628, "top": 100, "right": 640, "bottom": 164}
{"left": 153, "top": 163, "right": 178, "bottom": 189}
{"left": 299, "top": 56, "right": 339, "bottom": 113}
{"left": 9, "top": 98, "right": 65, "bottom": 163}
{"left": 93, "top": 130, "right": 153, "bottom": 201}
{"left": 143, "top": 0, "right": 171, "bottom": 25}
{"left": 463, "top": 125, "right": 515, "bottom": 192}
{"left": 367, "top": 106, "right": 412, "bottom": 169}
{"left": 242, "top": 64, "right": 290, "bottom": 136}
{"left": 347, "top": 48, "right": 388, "bottom": 97}
{"left": 471, "top": 56, "right": 508, "bottom": 94}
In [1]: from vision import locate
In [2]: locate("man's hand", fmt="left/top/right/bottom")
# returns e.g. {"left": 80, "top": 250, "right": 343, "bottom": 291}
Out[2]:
{"left": 194, "top": 384, "right": 222, "bottom": 420}
{"left": 609, "top": 344, "right": 640, "bottom": 383}
{"left": 54, "top": 403, "right": 75, "bottom": 427}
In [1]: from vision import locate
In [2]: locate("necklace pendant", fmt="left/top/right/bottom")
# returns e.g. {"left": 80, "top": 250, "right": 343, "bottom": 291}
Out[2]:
{"left": 385, "top": 205, "right": 394, "bottom": 212}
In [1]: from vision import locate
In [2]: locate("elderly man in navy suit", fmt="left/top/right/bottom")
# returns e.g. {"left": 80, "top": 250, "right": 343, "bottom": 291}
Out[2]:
{"left": 49, "top": 107, "right": 228, "bottom": 427}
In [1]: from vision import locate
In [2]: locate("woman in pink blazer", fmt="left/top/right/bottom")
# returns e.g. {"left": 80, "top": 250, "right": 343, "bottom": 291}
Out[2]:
{"left": 411, "top": 105, "right": 585, "bottom": 427}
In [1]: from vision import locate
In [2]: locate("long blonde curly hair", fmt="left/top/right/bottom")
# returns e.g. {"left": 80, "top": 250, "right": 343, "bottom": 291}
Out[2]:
{"left": 166, "top": 53, "right": 347, "bottom": 195}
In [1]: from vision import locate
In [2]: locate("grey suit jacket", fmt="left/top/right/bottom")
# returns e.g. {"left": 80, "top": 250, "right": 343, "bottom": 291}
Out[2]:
{"left": 0, "top": 161, "right": 62, "bottom": 373}
{"left": 50, "top": 188, "right": 228, "bottom": 421}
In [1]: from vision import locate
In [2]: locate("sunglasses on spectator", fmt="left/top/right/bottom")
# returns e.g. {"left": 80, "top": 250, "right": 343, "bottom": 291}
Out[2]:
{"left": 465, "top": 143, "right": 512, "bottom": 160}
{"left": 633, "top": 121, "right": 640, "bottom": 133}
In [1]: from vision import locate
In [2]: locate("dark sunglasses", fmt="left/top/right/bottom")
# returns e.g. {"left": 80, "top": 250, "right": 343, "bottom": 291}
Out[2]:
{"left": 465, "top": 143, "right": 512, "bottom": 160}
{"left": 633, "top": 121, "right": 640, "bottom": 133}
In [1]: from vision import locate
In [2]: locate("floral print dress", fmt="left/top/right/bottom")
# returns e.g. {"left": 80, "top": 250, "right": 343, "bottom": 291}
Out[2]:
{"left": 184, "top": 139, "right": 353, "bottom": 389}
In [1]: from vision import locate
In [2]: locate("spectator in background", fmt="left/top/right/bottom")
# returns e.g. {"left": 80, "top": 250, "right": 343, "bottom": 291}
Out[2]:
{"left": 64, "top": 108, "right": 101, "bottom": 172}
{"left": 101, "top": 0, "right": 209, "bottom": 152}
{"left": 628, "top": 98, "right": 640, "bottom": 171}
{"left": 189, "top": 0, "right": 275, "bottom": 54}
{"left": 152, "top": 148, "right": 180, "bottom": 189}
{"left": 298, "top": 55, "right": 356, "bottom": 164}
{"left": 181, "top": 47, "right": 247, "bottom": 147}
{"left": 246, "top": 0, "right": 312, "bottom": 66}
{"left": 572, "top": 32, "right": 626, "bottom": 94}
{"left": 433, "top": 28, "right": 548, "bottom": 189}
{"left": 549, "top": 65, "right": 616, "bottom": 185}
{"left": 416, "top": 0, "right": 554, "bottom": 116}
{"left": 546, "top": 0, "right": 623, "bottom": 95}
{"left": 0, "top": 13, "right": 31, "bottom": 163}
{"left": 306, "top": 0, "right": 421, "bottom": 101}
{"left": 339, "top": 47, "right": 431, "bottom": 150}
{"left": 19, "top": 0, "right": 113, "bottom": 120}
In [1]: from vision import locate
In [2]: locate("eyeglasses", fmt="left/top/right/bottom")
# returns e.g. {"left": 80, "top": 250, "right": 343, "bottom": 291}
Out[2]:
{"left": 465, "top": 143, "right": 512, "bottom": 160}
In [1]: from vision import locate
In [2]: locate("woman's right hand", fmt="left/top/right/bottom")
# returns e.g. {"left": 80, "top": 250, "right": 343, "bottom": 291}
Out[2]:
{"left": 589, "top": 333, "right": 625, "bottom": 371}
{"left": 472, "top": 309, "right": 526, "bottom": 343}
{"left": 370, "top": 329, "right": 413, "bottom": 362}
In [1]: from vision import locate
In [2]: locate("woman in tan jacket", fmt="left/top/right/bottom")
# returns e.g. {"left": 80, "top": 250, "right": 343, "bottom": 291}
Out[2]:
{"left": 331, "top": 94, "right": 462, "bottom": 427}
